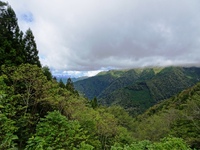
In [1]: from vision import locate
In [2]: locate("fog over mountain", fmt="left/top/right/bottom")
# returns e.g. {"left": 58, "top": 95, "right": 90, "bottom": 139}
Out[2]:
{"left": 6, "top": 0, "right": 200, "bottom": 77}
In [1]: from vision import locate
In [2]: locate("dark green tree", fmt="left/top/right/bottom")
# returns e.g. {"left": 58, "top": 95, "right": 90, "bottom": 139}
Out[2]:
{"left": 66, "top": 77, "right": 78, "bottom": 95}
{"left": 91, "top": 97, "right": 98, "bottom": 109}
{"left": 0, "top": 1, "right": 7, "bottom": 67}
{"left": 0, "top": 1, "right": 6, "bottom": 7}
{"left": 0, "top": 5, "right": 25, "bottom": 66}
{"left": 23, "top": 28, "right": 41, "bottom": 67}
{"left": 59, "top": 79, "right": 65, "bottom": 88}
{"left": 0, "top": 1, "right": 6, "bottom": 17}
{"left": 42, "top": 66, "right": 52, "bottom": 80}
{"left": 66, "top": 78, "right": 74, "bottom": 91}
{"left": 66, "top": 78, "right": 79, "bottom": 96}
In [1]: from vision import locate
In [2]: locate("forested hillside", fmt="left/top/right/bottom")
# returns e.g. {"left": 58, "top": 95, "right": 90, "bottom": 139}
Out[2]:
{"left": 74, "top": 67, "right": 200, "bottom": 115}
{"left": 74, "top": 70, "right": 120, "bottom": 99}
{"left": 132, "top": 81, "right": 200, "bottom": 149}
{"left": 0, "top": 1, "right": 199, "bottom": 150}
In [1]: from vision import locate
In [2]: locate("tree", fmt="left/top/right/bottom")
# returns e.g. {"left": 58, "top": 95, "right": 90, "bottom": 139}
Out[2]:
{"left": 66, "top": 78, "right": 74, "bottom": 91}
{"left": 0, "top": 1, "right": 6, "bottom": 8}
{"left": 0, "top": 1, "right": 7, "bottom": 25}
{"left": 96, "top": 108, "right": 119, "bottom": 149}
{"left": 0, "top": 5, "right": 25, "bottom": 66}
{"left": 0, "top": 75, "right": 18, "bottom": 149}
{"left": 23, "top": 28, "right": 41, "bottom": 67}
{"left": 66, "top": 77, "right": 79, "bottom": 95}
{"left": 149, "top": 137, "right": 192, "bottom": 150}
{"left": 91, "top": 97, "right": 98, "bottom": 109}
{"left": 59, "top": 79, "right": 65, "bottom": 88}
{"left": 111, "top": 137, "right": 192, "bottom": 150}
{"left": 25, "top": 111, "right": 91, "bottom": 150}
{"left": 1, "top": 64, "right": 51, "bottom": 148}
{"left": 0, "top": 113, "right": 18, "bottom": 149}
{"left": 42, "top": 66, "right": 52, "bottom": 80}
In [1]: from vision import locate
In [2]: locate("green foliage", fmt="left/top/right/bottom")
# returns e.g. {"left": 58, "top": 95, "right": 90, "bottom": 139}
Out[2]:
{"left": 170, "top": 97, "right": 200, "bottom": 148}
{"left": 66, "top": 78, "right": 74, "bottom": 91}
{"left": 0, "top": 2, "right": 199, "bottom": 150}
{"left": 91, "top": 97, "right": 98, "bottom": 109}
{"left": 74, "top": 142, "right": 94, "bottom": 150}
{"left": 0, "top": 1, "right": 6, "bottom": 7}
{"left": 0, "top": 64, "right": 49, "bottom": 147}
{"left": 146, "top": 67, "right": 191, "bottom": 101}
{"left": 75, "top": 67, "right": 200, "bottom": 116}
{"left": 0, "top": 2, "right": 41, "bottom": 69}
{"left": 111, "top": 137, "right": 192, "bottom": 150}
{"left": 66, "top": 78, "right": 79, "bottom": 96}
{"left": 58, "top": 79, "right": 65, "bottom": 88}
{"left": 105, "top": 106, "right": 135, "bottom": 131}
{"left": 25, "top": 111, "right": 90, "bottom": 150}
{"left": 1, "top": 63, "right": 198, "bottom": 149}
{"left": 23, "top": 28, "right": 41, "bottom": 67}
{"left": 42, "top": 66, "right": 52, "bottom": 81}
{"left": 133, "top": 82, "right": 200, "bottom": 149}
{"left": 74, "top": 74, "right": 117, "bottom": 99}
{"left": 149, "top": 137, "right": 192, "bottom": 150}
{"left": 0, "top": 5, "right": 25, "bottom": 67}
{"left": 0, "top": 113, "right": 18, "bottom": 149}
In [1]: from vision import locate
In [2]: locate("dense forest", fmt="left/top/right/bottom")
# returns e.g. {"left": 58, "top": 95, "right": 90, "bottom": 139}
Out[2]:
{"left": 74, "top": 67, "right": 200, "bottom": 116}
{"left": 0, "top": 1, "right": 199, "bottom": 150}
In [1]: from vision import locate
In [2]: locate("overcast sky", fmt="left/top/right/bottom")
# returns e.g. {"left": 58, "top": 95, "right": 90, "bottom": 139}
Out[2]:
{"left": 4, "top": 0, "right": 200, "bottom": 77}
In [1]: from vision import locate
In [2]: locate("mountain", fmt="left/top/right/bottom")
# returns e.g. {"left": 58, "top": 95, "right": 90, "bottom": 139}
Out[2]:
{"left": 74, "top": 66, "right": 200, "bottom": 115}
{"left": 74, "top": 70, "right": 123, "bottom": 98}
{"left": 132, "top": 81, "right": 200, "bottom": 148}
{"left": 55, "top": 76, "right": 88, "bottom": 84}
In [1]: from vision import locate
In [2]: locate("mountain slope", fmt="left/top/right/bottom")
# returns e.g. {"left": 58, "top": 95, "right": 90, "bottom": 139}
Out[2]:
{"left": 133, "top": 81, "right": 200, "bottom": 148}
{"left": 74, "top": 66, "right": 200, "bottom": 115}
{"left": 74, "top": 71, "right": 122, "bottom": 99}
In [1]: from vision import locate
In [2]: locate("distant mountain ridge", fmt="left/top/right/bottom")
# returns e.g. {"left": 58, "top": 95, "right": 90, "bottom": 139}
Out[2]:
{"left": 55, "top": 76, "right": 88, "bottom": 84}
{"left": 74, "top": 66, "right": 200, "bottom": 115}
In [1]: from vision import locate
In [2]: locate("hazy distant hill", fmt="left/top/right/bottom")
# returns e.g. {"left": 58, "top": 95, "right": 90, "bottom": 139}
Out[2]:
{"left": 74, "top": 66, "right": 200, "bottom": 115}
{"left": 56, "top": 76, "right": 88, "bottom": 84}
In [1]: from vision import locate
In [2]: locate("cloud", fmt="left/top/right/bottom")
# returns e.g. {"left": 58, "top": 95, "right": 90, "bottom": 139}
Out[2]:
{"left": 20, "top": 12, "right": 34, "bottom": 23}
{"left": 52, "top": 69, "right": 105, "bottom": 78}
{"left": 5, "top": 0, "right": 200, "bottom": 76}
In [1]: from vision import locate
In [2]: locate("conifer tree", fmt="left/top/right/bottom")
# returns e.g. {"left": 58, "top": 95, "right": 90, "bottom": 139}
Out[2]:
{"left": 59, "top": 79, "right": 65, "bottom": 88}
{"left": 23, "top": 28, "right": 41, "bottom": 67}
{"left": 66, "top": 78, "right": 75, "bottom": 92}
{"left": 0, "top": 1, "right": 6, "bottom": 13}
{"left": 0, "top": 5, "right": 25, "bottom": 66}
{"left": 66, "top": 78, "right": 79, "bottom": 96}
{"left": 0, "top": 1, "right": 6, "bottom": 67}
{"left": 42, "top": 66, "right": 52, "bottom": 80}
{"left": 91, "top": 97, "right": 98, "bottom": 109}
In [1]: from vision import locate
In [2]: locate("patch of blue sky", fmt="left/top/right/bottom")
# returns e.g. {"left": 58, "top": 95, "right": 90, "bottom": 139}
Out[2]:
{"left": 39, "top": 55, "right": 46, "bottom": 60}
{"left": 52, "top": 67, "right": 116, "bottom": 78}
{"left": 20, "top": 12, "right": 34, "bottom": 23}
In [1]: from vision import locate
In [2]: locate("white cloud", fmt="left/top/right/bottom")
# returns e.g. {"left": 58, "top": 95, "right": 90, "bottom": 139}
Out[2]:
{"left": 52, "top": 70, "right": 104, "bottom": 78}
{"left": 4, "top": 0, "right": 200, "bottom": 76}
{"left": 83, "top": 70, "right": 103, "bottom": 77}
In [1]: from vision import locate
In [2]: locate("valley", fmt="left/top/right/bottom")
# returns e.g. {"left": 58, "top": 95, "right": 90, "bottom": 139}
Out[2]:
{"left": 74, "top": 67, "right": 200, "bottom": 115}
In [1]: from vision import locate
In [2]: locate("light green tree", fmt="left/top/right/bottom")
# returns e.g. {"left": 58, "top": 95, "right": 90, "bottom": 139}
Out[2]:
{"left": 25, "top": 111, "right": 92, "bottom": 150}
